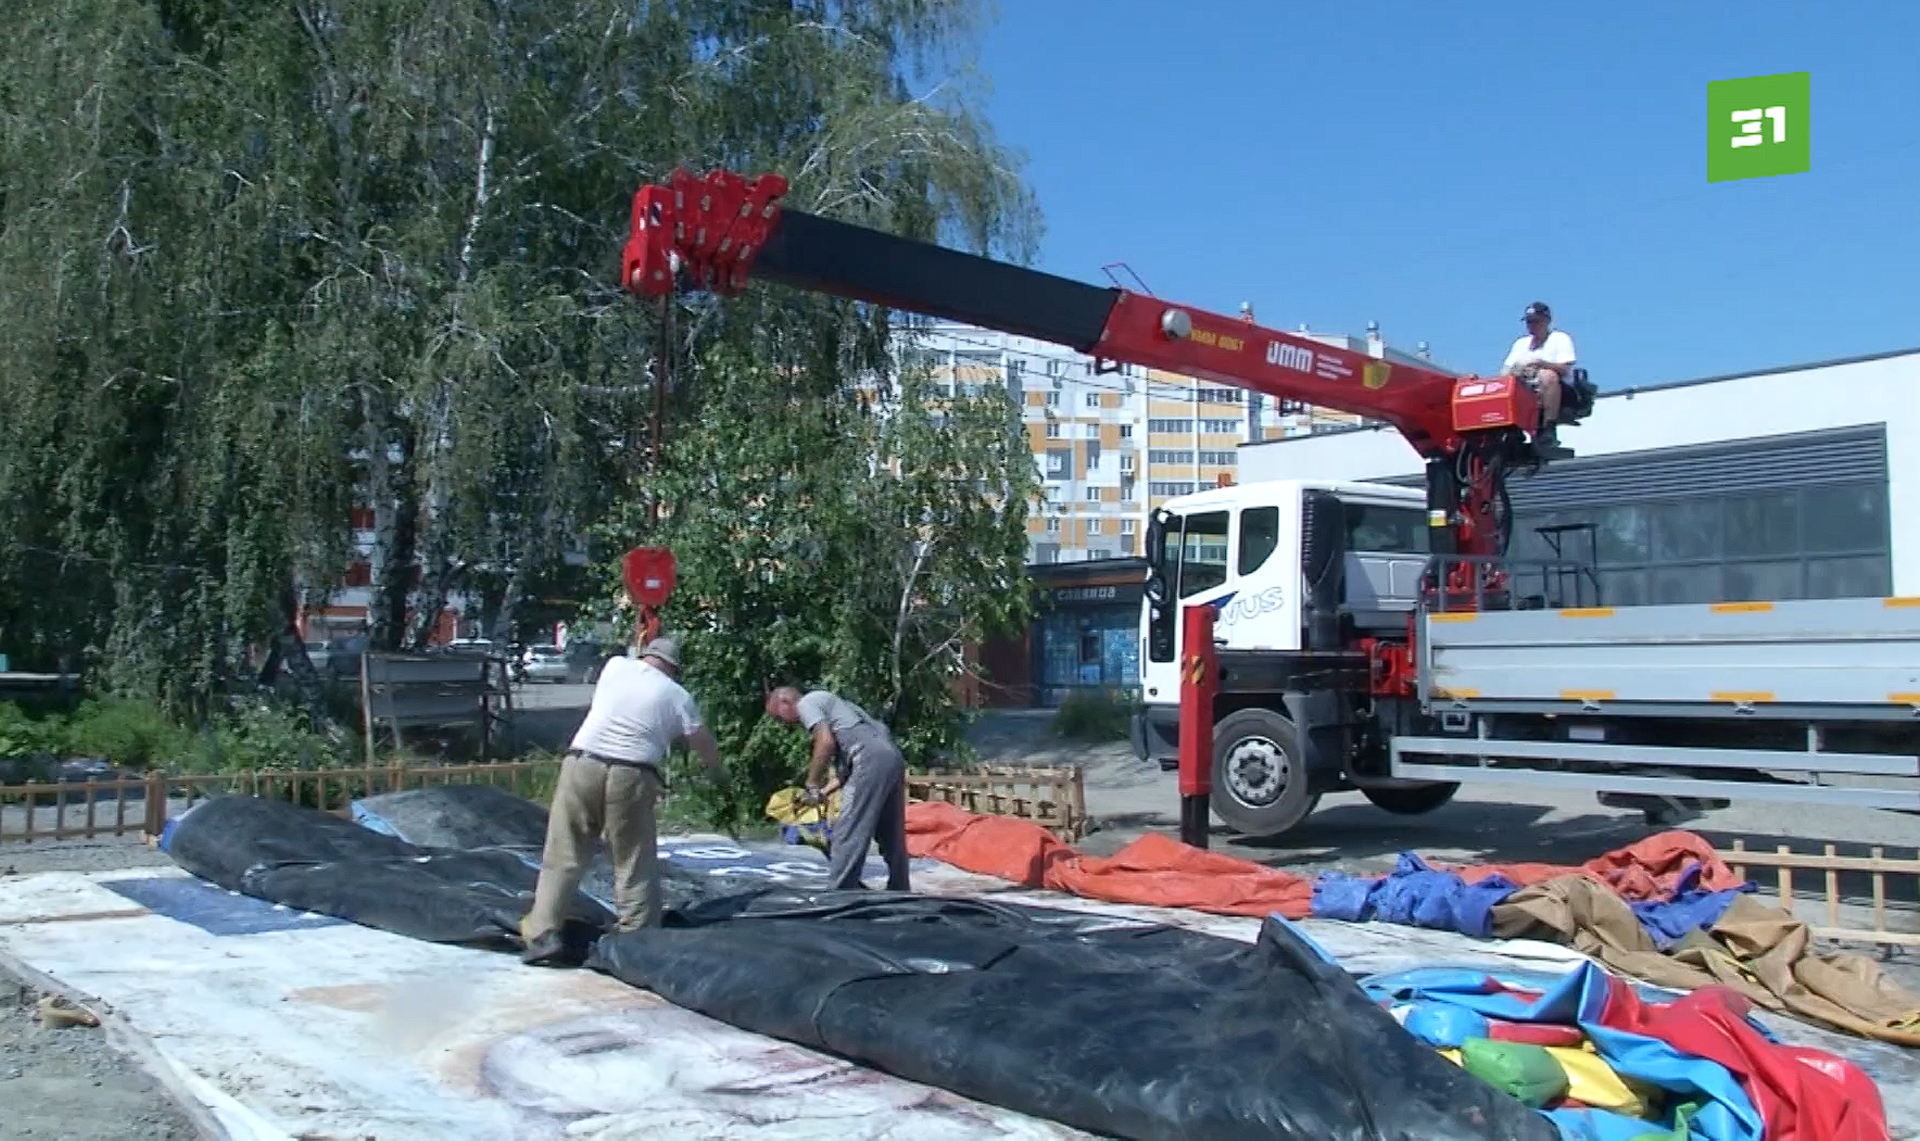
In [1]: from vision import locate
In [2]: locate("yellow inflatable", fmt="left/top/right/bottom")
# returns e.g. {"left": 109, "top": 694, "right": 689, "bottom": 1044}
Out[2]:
{"left": 1544, "top": 1044, "right": 1661, "bottom": 1119}
{"left": 765, "top": 786, "right": 841, "bottom": 852}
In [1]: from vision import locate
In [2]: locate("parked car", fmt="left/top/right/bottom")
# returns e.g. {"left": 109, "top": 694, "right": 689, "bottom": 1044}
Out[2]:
{"left": 519, "top": 644, "right": 570, "bottom": 683}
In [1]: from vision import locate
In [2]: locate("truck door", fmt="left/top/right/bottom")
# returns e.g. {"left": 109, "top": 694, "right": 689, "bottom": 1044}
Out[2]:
{"left": 1139, "top": 508, "right": 1233, "bottom": 706}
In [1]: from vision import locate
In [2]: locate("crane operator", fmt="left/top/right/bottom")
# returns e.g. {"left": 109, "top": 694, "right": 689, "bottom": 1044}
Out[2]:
{"left": 1502, "top": 301, "right": 1577, "bottom": 447}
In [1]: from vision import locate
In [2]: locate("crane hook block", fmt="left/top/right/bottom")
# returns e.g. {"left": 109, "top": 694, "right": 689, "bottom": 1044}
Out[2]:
{"left": 621, "top": 168, "right": 791, "bottom": 299}
{"left": 622, "top": 546, "right": 677, "bottom": 609}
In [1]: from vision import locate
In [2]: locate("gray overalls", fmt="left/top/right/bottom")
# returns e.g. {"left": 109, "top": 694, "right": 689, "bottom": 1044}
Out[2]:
{"left": 825, "top": 711, "right": 912, "bottom": 893}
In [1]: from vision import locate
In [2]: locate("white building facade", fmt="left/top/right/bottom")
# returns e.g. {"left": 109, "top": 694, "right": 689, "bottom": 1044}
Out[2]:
{"left": 1239, "top": 348, "right": 1919, "bottom": 600}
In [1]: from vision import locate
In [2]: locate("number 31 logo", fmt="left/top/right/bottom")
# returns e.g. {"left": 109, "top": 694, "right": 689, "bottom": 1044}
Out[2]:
{"left": 1707, "top": 73, "right": 1809, "bottom": 183}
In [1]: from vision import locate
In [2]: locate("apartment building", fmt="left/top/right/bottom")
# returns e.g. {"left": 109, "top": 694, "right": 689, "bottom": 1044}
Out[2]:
{"left": 908, "top": 317, "right": 1449, "bottom": 563}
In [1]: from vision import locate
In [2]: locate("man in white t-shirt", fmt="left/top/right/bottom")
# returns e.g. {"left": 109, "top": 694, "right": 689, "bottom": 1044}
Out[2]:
{"left": 1501, "top": 301, "right": 1577, "bottom": 445}
{"left": 522, "top": 635, "right": 722, "bottom": 966}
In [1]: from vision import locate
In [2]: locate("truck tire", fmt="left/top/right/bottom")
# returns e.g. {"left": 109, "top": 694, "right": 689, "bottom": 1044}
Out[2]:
{"left": 1211, "top": 708, "right": 1321, "bottom": 839}
{"left": 1361, "top": 783, "right": 1461, "bottom": 815}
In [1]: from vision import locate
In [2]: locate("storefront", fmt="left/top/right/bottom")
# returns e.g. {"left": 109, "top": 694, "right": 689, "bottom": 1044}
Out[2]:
{"left": 1029, "top": 560, "right": 1147, "bottom": 708}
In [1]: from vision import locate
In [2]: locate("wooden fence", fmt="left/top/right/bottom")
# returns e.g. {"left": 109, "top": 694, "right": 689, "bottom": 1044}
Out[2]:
{"left": 1722, "top": 839, "right": 1920, "bottom": 950}
{"left": 0, "top": 761, "right": 561, "bottom": 844}
{"left": 907, "top": 764, "right": 1087, "bottom": 842}
{"left": 2, "top": 760, "right": 1087, "bottom": 845}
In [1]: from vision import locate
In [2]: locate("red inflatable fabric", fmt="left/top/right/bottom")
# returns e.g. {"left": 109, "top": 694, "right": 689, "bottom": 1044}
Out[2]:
{"left": 1602, "top": 985, "right": 1888, "bottom": 1141}
{"left": 902, "top": 801, "right": 1315, "bottom": 919}
{"left": 1443, "top": 830, "right": 1745, "bottom": 902}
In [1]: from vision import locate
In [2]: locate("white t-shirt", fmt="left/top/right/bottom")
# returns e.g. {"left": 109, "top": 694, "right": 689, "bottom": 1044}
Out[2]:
{"left": 1502, "top": 329, "right": 1577, "bottom": 374}
{"left": 569, "top": 656, "right": 703, "bottom": 766}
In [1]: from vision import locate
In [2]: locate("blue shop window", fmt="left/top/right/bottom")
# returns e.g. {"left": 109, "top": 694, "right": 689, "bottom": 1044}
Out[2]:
{"left": 1037, "top": 605, "right": 1139, "bottom": 706}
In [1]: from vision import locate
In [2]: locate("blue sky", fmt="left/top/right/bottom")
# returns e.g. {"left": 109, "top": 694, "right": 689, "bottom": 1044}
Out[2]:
{"left": 969, "top": 1, "right": 1920, "bottom": 390}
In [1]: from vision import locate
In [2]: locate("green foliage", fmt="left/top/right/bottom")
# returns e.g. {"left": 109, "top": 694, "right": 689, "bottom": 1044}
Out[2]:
{"left": 61, "top": 698, "right": 189, "bottom": 769}
{"left": 0, "top": 695, "right": 344, "bottom": 774}
{"left": 1050, "top": 688, "right": 1138, "bottom": 743}
{"left": 0, "top": 0, "right": 1036, "bottom": 730}
{"left": 0, "top": 702, "right": 64, "bottom": 759}
{"left": 590, "top": 333, "right": 1037, "bottom": 829}
{"left": 175, "top": 698, "right": 353, "bottom": 774}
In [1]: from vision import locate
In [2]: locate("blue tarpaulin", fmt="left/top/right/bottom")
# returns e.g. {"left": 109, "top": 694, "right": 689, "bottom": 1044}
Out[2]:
{"left": 1627, "top": 864, "right": 1756, "bottom": 951}
{"left": 1311, "top": 853, "right": 1520, "bottom": 937}
{"left": 1312, "top": 852, "right": 1755, "bottom": 950}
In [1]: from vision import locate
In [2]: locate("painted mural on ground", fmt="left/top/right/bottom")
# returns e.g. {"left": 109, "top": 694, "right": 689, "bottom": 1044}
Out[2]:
{"left": 5, "top": 837, "right": 1917, "bottom": 1140}
{"left": 0, "top": 867, "right": 1087, "bottom": 1140}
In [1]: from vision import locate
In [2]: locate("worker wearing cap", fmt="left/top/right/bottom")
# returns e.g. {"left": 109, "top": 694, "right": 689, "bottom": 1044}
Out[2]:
{"left": 1502, "top": 302, "right": 1578, "bottom": 446}
{"left": 764, "top": 686, "right": 912, "bottom": 893}
{"left": 522, "top": 633, "right": 721, "bottom": 966}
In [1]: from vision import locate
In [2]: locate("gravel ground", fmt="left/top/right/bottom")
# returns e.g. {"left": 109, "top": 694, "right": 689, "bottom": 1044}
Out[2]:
{"left": 0, "top": 834, "right": 197, "bottom": 1139}
{"left": 0, "top": 970, "right": 198, "bottom": 1141}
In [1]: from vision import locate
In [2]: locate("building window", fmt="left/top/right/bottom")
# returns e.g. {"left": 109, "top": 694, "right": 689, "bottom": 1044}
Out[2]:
{"left": 1088, "top": 519, "right": 1103, "bottom": 535}
{"left": 1120, "top": 454, "right": 1135, "bottom": 473}
{"left": 1199, "top": 450, "right": 1238, "bottom": 466}
{"left": 1121, "top": 518, "right": 1136, "bottom": 535}
{"left": 1197, "top": 387, "right": 1242, "bottom": 404}
{"left": 1045, "top": 517, "right": 1060, "bottom": 534}
{"left": 1150, "top": 481, "right": 1197, "bottom": 497}
{"left": 1506, "top": 479, "right": 1892, "bottom": 607}
{"left": 1044, "top": 391, "right": 1061, "bottom": 407}
{"left": 1085, "top": 393, "right": 1100, "bottom": 408}
{"left": 1045, "top": 422, "right": 1061, "bottom": 438}
{"left": 1148, "top": 418, "right": 1188, "bottom": 434}
{"left": 1085, "top": 487, "right": 1101, "bottom": 502}
{"left": 1119, "top": 424, "right": 1133, "bottom": 439}
{"left": 1149, "top": 449, "right": 1194, "bottom": 465}
{"left": 1201, "top": 418, "right": 1240, "bottom": 434}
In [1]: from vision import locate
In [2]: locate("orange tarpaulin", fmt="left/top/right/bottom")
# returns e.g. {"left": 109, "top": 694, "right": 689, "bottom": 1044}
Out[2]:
{"left": 903, "top": 800, "right": 1316, "bottom": 919}
{"left": 903, "top": 801, "right": 1743, "bottom": 915}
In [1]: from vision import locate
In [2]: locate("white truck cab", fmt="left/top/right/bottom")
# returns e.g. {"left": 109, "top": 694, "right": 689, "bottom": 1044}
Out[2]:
{"left": 1135, "top": 479, "right": 1429, "bottom": 760}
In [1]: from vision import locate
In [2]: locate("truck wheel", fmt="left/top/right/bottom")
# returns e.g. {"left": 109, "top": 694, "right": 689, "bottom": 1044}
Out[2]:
{"left": 1361, "top": 783, "right": 1461, "bottom": 815}
{"left": 1211, "top": 708, "right": 1320, "bottom": 839}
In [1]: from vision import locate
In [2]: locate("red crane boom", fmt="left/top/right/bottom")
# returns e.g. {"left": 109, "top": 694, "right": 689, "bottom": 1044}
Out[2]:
{"left": 618, "top": 167, "right": 1594, "bottom": 576}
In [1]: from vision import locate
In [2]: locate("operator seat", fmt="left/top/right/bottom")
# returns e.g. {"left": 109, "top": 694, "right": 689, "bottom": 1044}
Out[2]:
{"left": 1556, "top": 367, "right": 1597, "bottom": 425}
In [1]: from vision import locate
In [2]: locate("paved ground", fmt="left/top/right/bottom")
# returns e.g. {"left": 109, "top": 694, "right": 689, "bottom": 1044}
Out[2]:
{"left": 3, "top": 700, "right": 1918, "bottom": 1137}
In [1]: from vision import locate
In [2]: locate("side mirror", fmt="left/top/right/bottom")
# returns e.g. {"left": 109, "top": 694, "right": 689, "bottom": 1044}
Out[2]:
{"left": 1143, "top": 508, "right": 1173, "bottom": 608}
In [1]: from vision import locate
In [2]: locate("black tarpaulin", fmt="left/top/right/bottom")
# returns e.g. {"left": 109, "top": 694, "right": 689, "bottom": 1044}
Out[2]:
{"left": 588, "top": 888, "right": 1562, "bottom": 1141}
{"left": 162, "top": 793, "right": 611, "bottom": 949}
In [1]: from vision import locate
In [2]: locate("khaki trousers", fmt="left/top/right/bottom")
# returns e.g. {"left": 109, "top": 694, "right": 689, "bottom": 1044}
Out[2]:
{"left": 524, "top": 752, "right": 664, "bottom": 941}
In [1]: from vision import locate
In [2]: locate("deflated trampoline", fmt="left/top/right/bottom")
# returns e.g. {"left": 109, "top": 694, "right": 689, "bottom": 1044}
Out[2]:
{"left": 590, "top": 887, "right": 1563, "bottom": 1141}
{"left": 163, "top": 789, "right": 1564, "bottom": 1140}
{"left": 161, "top": 793, "right": 726, "bottom": 950}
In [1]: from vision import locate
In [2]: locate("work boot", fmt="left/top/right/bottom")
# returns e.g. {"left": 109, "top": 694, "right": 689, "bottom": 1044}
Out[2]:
{"left": 520, "top": 930, "right": 572, "bottom": 968}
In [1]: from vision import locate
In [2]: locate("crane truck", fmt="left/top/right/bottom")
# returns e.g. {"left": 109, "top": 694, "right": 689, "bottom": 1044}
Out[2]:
{"left": 619, "top": 168, "right": 1920, "bottom": 840}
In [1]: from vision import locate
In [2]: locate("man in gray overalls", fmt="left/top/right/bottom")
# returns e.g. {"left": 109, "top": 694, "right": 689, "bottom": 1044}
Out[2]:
{"left": 764, "top": 686, "right": 912, "bottom": 892}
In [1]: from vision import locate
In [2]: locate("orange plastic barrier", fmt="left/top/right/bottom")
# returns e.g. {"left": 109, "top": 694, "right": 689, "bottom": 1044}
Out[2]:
{"left": 903, "top": 801, "right": 1744, "bottom": 914}
{"left": 903, "top": 801, "right": 1315, "bottom": 919}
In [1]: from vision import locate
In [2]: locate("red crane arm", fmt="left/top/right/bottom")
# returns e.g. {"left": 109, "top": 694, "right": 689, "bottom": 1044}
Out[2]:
{"left": 619, "top": 168, "right": 1581, "bottom": 562}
